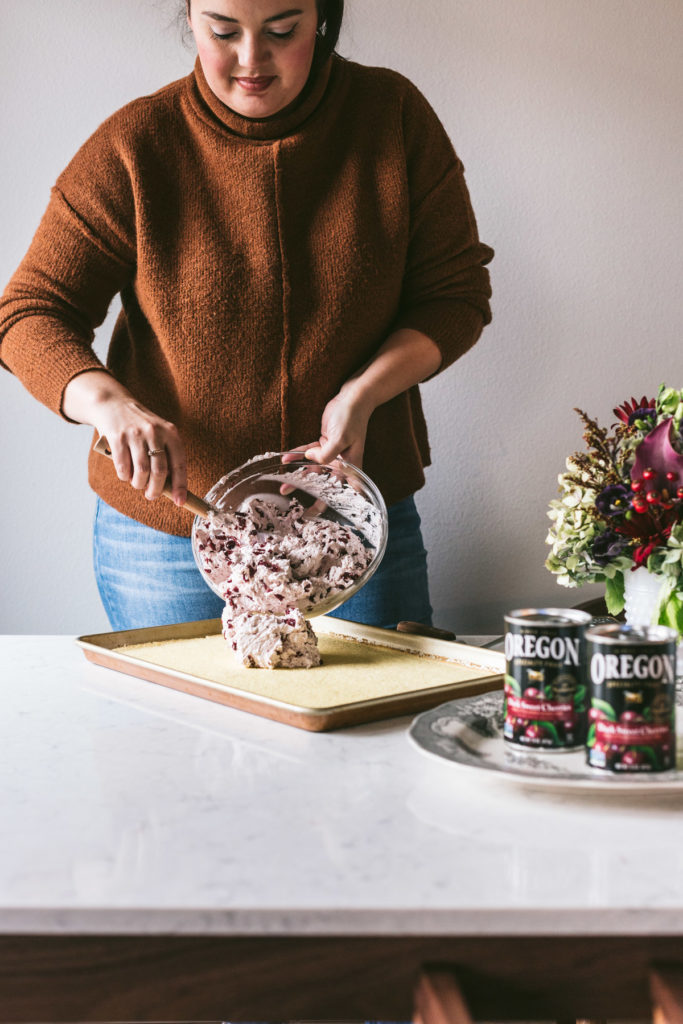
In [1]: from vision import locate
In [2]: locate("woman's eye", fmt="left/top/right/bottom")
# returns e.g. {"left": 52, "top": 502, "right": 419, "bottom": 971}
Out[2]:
{"left": 209, "top": 25, "right": 297, "bottom": 42}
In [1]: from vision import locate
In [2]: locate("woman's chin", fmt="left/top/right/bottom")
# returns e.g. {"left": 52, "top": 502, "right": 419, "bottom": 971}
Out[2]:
{"left": 223, "top": 84, "right": 285, "bottom": 119}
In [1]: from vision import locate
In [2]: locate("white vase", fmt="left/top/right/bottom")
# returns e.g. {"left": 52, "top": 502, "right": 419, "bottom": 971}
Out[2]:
{"left": 623, "top": 566, "right": 664, "bottom": 628}
{"left": 622, "top": 567, "right": 683, "bottom": 680}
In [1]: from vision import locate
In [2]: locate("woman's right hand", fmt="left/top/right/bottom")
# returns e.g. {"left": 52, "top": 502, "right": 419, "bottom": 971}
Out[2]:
{"left": 62, "top": 370, "right": 187, "bottom": 505}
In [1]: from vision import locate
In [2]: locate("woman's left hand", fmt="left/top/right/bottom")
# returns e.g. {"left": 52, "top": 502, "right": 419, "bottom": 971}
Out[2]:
{"left": 288, "top": 328, "right": 443, "bottom": 468}
{"left": 298, "top": 385, "right": 372, "bottom": 467}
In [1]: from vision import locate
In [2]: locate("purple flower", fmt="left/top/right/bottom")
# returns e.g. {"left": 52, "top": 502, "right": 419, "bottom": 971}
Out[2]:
{"left": 632, "top": 417, "right": 683, "bottom": 492}
{"left": 595, "top": 484, "right": 631, "bottom": 517}
{"left": 591, "top": 530, "right": 629, "bottom": 566}
{"left": 628, "top": 406, "right": 657, "bottom": 427}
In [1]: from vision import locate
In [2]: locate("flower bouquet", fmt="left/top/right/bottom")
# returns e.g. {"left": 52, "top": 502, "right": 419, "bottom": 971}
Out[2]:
{"left": 545, "top": 385, "right": 683, "bottom": 631}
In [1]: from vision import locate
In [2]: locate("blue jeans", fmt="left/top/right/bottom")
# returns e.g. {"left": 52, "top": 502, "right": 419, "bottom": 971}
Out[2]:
{"left": 93, "top": 494, "right": 432, "bottom": 631}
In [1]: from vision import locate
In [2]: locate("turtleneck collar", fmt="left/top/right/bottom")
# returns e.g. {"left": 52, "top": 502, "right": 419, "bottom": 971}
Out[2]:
{"left": 188, "top": 53, "right": 334, "bottom": 140}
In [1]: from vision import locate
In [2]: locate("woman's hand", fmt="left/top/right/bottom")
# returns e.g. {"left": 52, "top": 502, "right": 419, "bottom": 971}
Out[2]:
{"left": 297, "top": 328, "right": 443, "bottom": 468}
{"left": 62, "top": 370, "right": 188, "bottom": 504}
{"left": 301, "top": 383, "right": 373, "bottom": 467}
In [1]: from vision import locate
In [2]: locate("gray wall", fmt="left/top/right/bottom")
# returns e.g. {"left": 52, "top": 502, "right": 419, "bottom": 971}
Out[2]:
{"left": 1, "top": 0, "right": 682, "bottom": 634}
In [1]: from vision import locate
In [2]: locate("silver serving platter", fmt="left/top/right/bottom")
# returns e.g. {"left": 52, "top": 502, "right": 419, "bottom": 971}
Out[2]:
{"left": 409, "top": 689, "right": 683, "bottom": 793}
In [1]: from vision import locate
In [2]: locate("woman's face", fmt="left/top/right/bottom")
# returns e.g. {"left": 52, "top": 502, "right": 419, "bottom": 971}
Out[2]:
{"left": 188, "top": 0, "right": 319, "bottom": 118}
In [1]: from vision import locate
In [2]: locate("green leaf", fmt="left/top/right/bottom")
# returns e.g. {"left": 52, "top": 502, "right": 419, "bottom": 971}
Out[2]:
{"left": 658, "top": 591, "right": 683, "bottom": 636}
{"left": 505, "top": 673, "right": 522, "bottom": 696}
{"left": 540, "top": 721, "right": 561, "bottom": 742}
{"left": 587, "top": 723, "right": 596, "bottom": 745}
{"left": 573, "top": 685, "right": 587, "bottom": 709}
{"left": 605, "top": 572, "right": 625, "bottom": 615}
{"left": 637, "top": 745, "right": 659, "bottom": 768}
{"left": 592, "top": 698, "right": 617, "bottom": 721}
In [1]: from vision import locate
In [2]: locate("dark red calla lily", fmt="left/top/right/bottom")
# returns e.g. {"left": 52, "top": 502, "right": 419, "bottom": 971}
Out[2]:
{"left": 631, "top": 418, "right": 683, "bottom": 493}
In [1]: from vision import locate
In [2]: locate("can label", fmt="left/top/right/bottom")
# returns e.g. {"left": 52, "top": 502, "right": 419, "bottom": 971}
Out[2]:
{"left": 586, "top": 629, "right": 676, "bottom": 772}
{"left": 503, "top": 609, "right": 590, "bottom": 750}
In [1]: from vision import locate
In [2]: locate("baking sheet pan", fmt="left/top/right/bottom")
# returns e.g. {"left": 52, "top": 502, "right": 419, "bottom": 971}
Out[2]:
{"left": 76, "top": 616, "right": 504, "bottom": 731}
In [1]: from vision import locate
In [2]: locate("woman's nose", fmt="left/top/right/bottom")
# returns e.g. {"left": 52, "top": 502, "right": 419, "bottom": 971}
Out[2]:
{"left": 237, "top": 32, "right": 270, "bottom": 69}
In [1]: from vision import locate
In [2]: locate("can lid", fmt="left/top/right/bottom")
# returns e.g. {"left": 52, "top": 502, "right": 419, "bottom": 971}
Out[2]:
{"left": 585, "top": 623, "right": 679, "bottom": 645}
{"left": 505, "top": 608, "right": 592, "bottom": 627}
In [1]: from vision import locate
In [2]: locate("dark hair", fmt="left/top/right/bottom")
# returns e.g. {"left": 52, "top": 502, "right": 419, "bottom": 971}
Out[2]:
{"left": 316, "top": 0, "right": 344, "bottom": 62}
{"left": 181, "top": 2, "right": 344, "bottom": 60}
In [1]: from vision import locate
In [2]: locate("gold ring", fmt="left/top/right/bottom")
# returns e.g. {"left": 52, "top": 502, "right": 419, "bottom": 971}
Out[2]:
{"left": 147, "top": 448, "right": 165, "bottom": 457}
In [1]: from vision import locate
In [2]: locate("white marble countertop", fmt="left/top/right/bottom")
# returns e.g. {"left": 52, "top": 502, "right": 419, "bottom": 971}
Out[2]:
{"left": 2, "top": 634, "right": 682, "bottom": 938}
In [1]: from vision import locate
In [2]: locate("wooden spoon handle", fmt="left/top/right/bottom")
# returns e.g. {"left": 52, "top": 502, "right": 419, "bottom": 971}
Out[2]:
{"left": 92, "top": 435, "right": 213, "bottom": 518}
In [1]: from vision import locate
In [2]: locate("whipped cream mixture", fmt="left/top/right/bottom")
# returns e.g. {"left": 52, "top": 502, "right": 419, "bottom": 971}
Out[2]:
{"left": 222, "top": 607, "right": 321, "bottom": 669}
{"left": 195, "top": 493, "right": 376, "bottom": 669}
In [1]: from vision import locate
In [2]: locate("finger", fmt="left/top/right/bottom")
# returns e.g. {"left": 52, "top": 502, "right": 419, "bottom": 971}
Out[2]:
{"left": 130, "top": 435, "right": 152, "bottom": 491}
{"left": 307, "top": 497, "right": 329, "bottom": 517}
{"left": 344, "top": 440, "right": 364, "bottom": 469}
{"left": 164, "top": 430, "right": 188, "bottom": 505}
{"left": 110, "top": 436, "right": 133, "bottom": 483}
{"left": 306, "top": 438, "right": 344, "bottom": 464}
{"left": 304, "top": 441, "right": 328, "bottom": 463}
{"left": 145, "top": 441, "right": 169, "bottom": 501}
{"left": 281, "top": 444, "right": 314, "bottom": 465}
{"left": 342, "top": 464, "right": 366, "bottom": 496}
{"left": 280, "top": 444, "right": 315, "bottom": 494}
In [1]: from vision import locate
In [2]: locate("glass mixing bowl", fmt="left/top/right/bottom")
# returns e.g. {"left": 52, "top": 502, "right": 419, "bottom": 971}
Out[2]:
{"left": 191, "top": 452, "right": 388, "bottom": 618}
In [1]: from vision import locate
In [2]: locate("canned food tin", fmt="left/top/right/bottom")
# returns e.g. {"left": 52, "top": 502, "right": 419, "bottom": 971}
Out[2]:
{"left": 504, "top": 608, "right": 591, "bottom": 750}
{"left": 586, "top": 623, "right": 677, "bottom": 773}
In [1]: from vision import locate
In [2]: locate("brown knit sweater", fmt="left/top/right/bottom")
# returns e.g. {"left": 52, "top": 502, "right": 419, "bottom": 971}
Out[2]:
{"left": 0, "top": 55, "right": 493, "bottom": 536}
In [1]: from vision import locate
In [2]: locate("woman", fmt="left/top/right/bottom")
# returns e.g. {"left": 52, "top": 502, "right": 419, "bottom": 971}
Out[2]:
{"left": 0, "top": 0, "right": 493, "bottom": 631}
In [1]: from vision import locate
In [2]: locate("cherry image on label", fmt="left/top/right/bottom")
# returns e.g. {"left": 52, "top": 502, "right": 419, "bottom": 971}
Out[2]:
{"left": 503, "top": 608, "right": 591, "bottom": 751}
{"left": 585, "top": 624, "right": 677, "bottom": 773}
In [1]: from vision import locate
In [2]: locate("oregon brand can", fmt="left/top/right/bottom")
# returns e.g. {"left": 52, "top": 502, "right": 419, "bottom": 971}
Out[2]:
{"left": 586, "top": 624, "right": 677, "bottom": 773}
{"left": 504, "top": 608, "right": 591, "bottom": 750}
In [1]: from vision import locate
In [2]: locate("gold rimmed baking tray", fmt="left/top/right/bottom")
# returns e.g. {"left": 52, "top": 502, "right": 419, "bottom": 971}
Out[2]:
{"left": 76, "top": 616, "right": 503, "bottom": 731}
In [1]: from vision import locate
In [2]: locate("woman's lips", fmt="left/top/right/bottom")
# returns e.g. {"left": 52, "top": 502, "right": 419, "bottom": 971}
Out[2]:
{"left": 234, "top": 76, "right": 276, "bottom": 93}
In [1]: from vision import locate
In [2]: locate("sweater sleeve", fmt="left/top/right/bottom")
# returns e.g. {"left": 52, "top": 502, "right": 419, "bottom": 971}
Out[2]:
{"left": 0, "top": 121, "right": 136, "bottom": 418}
{"left": 392, "top": 79, "right": 494, "bottom": 372}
